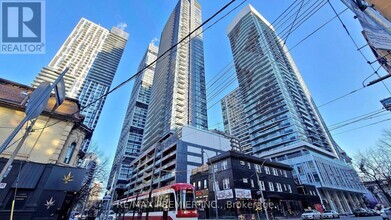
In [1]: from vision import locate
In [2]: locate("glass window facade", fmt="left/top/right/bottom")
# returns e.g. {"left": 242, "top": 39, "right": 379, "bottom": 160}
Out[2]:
{"left": 142, "top": 0, "right": 208, "bottom": 150}
{"left": 227, "top": 5, "right": 338, "bottom": 156}
{"left": 107, "top": 43, "right": 158, "bottom": 191}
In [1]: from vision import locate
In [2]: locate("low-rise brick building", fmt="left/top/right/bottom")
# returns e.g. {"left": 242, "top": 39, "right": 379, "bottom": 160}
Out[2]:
{"left": 190, "top": 150, "right": 321, "bottom": 219}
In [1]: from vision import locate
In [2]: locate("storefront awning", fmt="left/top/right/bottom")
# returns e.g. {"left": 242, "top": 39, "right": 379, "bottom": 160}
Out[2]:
{"left": 12, "top": 162, "right": 45, "bottom": 189}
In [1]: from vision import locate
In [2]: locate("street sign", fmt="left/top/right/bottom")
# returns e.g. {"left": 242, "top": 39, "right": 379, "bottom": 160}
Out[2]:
{"left": 381, "top": 97, "right": 391, "bottom": 111}
{"left": 103, "top": 196, "right": 111, "bottom": 200}
{"left": 256, "top": 191, "right": 262, "bottom": 195}
{"left": 0, "top": 183, "right": 6, "bottom": 189}
{"left": 54, "top": 77, "right": 66, "bottom": 108}
{"left": 25, "top": 82, "right": 51, "bottom": 120}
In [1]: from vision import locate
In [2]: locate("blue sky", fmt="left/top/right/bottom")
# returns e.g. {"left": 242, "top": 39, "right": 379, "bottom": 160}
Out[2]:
{"left": 1, "top": 0, "right": 390, "bottom": 164}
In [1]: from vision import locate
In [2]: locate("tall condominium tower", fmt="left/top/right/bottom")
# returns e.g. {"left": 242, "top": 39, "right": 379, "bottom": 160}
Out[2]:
{"left": 226, "top": 5, "right": 366, "bottom": 213}
{"left": 32, "top": 18, "right": 128, "bottom": 134}
{"left": 221, "top": 88, "right": 252, "bottom": 153}
{"left": 142, "top": 0, "right": 208, "bottom": 150}
{"left": 227, "top": 5, "right": 337, "bottom": 156}
{"left": 107, "top": 42, "right": 158, "bottom": 197}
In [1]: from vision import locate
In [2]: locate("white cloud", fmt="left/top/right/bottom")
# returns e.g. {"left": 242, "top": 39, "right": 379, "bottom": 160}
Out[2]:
{"left": 151, "top": 37, "right": 159, "bottom": 44}
{"left": 116, "top": 22, "right": 127, "bottom": 31}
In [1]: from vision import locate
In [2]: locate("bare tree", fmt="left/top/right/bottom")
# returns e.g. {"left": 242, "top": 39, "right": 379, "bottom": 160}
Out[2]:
{"left": 354, "top": 129, "right": 391, "bottom": 204}
{"left": 378, "top": 128, "right": 391, "bottom": 154}
{"left": 73, "top": 142, "right": 110, "bottom": 212}
{"left": 85, "top": 182, "right": 104, "bottom": 209}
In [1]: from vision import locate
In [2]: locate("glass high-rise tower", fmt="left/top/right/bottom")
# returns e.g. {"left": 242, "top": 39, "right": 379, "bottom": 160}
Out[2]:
{"left": 227, "top": 5, "right": 337, "bottom": 156}
{"left": 221, "top": 88, "right": 252, "bottom": 154}
{"left": 142, "top": 0, "right": 208, "bottom": 150}
{"left": 107, "top": 42, "right": 158, "bottom": 196}
{"left": 226, "top": 5, "right": 366, "bottom": 213}
{"left": 32, "top": 18, "right": 128, "bottom": 140}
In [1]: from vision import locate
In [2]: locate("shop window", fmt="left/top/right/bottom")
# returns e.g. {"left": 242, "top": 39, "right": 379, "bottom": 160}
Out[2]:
{"left": 268, "top": 182, "right": 274, "bottom": 191}
{"left": 265, "top": 166, "right": 270, "bottom": 174}
{"left": 223, "top": 178, "right": 230, "bottom": 189}
{"left": 64, "top": 142, "right": 76, "bottom": 164}
{"left": 276, "top": 183, "right": 283, "bottom": 192}
{"left": 259, "top": 181, "right": 265, "bottom": 190}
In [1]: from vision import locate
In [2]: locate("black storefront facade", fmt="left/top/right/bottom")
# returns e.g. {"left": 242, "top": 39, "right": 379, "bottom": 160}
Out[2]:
{"left": 190, "top": 151, "right": 321, "bottom": 219}
{"left": 0, "top": 159, "right": 86, "bottom": 219}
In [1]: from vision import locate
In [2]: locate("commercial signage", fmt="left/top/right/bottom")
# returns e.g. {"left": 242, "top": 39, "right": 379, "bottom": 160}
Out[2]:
{"left": 235, "top": 188, "right": 252, "bottom": 199}
{"left": 348, "top": 0, "right": 391, "bottom": 50}
{"left": 0, "top": 182, "right": 6, "bottom": 189}
{"left": 216, "top": 189, "right": 233, "bottom": 200}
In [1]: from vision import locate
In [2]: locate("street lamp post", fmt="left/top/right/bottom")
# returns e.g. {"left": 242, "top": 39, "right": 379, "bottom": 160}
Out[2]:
{"left": 203, "top": 151, "right": 219, "bottom": 220}
{"left": 255, "top": 159, "right": 270, "bottom": 220}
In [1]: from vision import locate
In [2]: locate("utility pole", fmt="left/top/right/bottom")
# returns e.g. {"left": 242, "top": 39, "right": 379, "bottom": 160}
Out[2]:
{"left": 203, "top": 151, "right": 219, "bottom": 219}
{"left": 255, "top": 159, "right": 270, "bottom": 220}
{"left": 105, "top": 169, "right": 118, "bottom": 220}
{"left": 339, "top": 0, "right": 391, "bottom": 36}
{"left": 339, "top": 0, "right": 391, "bottom": 84}
{"left": 145, "top": 143, "right": 159, "bottom": 220}
{"left": 0, "top": 120, "right": 36, "bottom": 183}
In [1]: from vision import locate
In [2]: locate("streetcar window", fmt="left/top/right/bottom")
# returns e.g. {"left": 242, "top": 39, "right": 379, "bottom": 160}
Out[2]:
{"left": 153, "top": 193, "right": 176, "bottom": 212}
{"left": 178, "top": 189, "right": 196, "bottom": 210}
{"left": 141, "top": 198, "right": 147, "bottom": 212}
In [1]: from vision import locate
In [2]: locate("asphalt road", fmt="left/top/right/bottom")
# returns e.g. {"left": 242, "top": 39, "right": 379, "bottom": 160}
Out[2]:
{"left": 340, "top": 217, "right": 383, "bottom": 220}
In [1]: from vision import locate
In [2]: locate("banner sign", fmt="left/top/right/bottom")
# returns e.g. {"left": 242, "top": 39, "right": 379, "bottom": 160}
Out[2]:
{"left": 216, "top": 189, "right": 234, "bottom": 200}
{"left": 235, "top": 188, "right": 252, "bottom": 199}
{"left": 348, "top": 0, "right": 391, "bottom": 50}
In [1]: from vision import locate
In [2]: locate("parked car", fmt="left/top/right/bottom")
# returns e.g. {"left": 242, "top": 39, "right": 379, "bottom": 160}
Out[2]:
{"left": 353, "top": 208, "right": 368, "bottom": 217}
{"left": 302, "top": 210, "right": 322, "bottom": 220}
{"left": 322, "top": 210, "right": 340, "bottom": 219}
{"left": 69, "top": 211, "right": 79, "bottom": 220}
{"left": 371, "top": 209, "right": 381, "bottom": 216}
{"left": 381, "top": 208, "right": 391, "bottom": 220}
{"left": 99, "top": 211, "right": 115, "bottom": 220}
{"left": 367, "top": 209, "right": 376, "bottom": 216}
{"left": 74, "top": 212, "right": 86, "bottom": 219}
{"left": 107, "top": 211, "right": 115, "bottom": 220}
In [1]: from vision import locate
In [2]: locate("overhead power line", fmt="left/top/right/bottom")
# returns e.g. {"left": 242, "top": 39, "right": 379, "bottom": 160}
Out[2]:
{"left": 27, "top": 0, "right": 246, "bottom": 133}
{"left": 328, "top": 108, "right": 385, "bottom": 128}
{"left": 329, "top": 110, "right": 388, "bottom": 131}
{"left": 78, "top": 0, "right": 240, "bottom": 113}
{"left": 206, "top": 0, "right": 307, "bottom": 92}
{"left": 208, "top": 5, "right": 349, "bottom": 110}
{"left": 332, "top": 117, "right": 391, "bottom": 136}
{"left": 327, "top": 0, "right": 391, "bottom": 95}
{"left": 283, "top": 0, "right": 305, "bottom": 45}
{"left": 207, "top": 0, "right": 330, "bottom": 105}
{"left": 271, "top": 0, "right": 300, "bottom": 26}
{"left": 317, "top": 86, "right": 365, "bottom": 108}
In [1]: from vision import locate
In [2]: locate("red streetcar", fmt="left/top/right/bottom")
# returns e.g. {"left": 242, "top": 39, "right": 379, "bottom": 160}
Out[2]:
{"left": 110, "top": 183, "right": 198, "bottom": 220}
